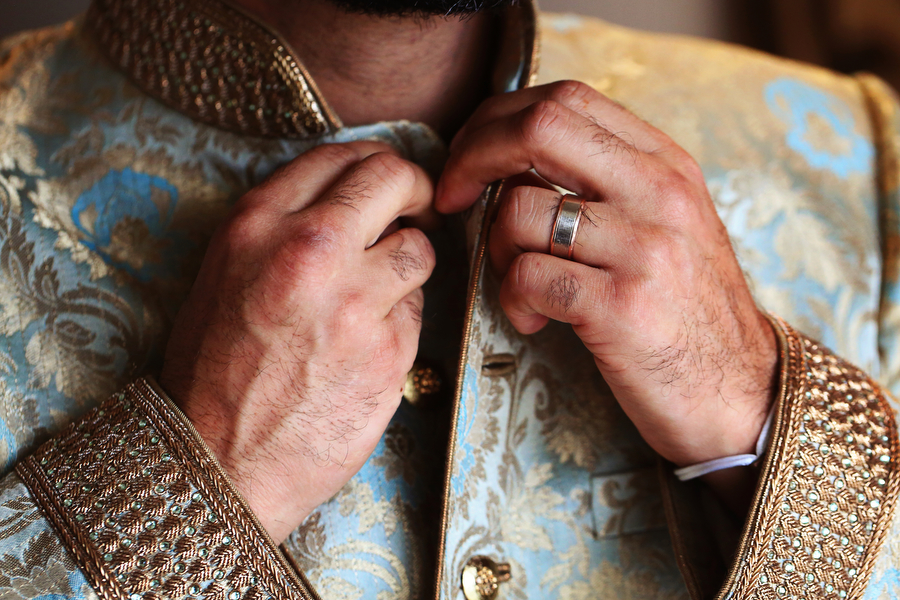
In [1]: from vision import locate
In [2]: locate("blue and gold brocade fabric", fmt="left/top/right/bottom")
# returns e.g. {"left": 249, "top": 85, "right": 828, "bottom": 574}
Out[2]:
{"left": 2, "top": 5, "right": 900, "bottom": 600}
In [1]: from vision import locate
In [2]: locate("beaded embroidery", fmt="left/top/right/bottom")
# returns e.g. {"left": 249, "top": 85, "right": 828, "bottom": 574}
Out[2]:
{"left": 723, "top": 318, "right": 900, "bottom": 600}
{"left": 85, "top": 0, "right": 341, "bottom": 139}
{"left": 17, "top": 379, "right": 319, "bottom": 600}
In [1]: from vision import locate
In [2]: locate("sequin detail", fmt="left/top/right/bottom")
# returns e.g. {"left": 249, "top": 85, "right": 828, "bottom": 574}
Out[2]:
{"left": 17, "top": 378, "right": 319, "bottom": 600}
{"left": 85, "top": 0, "right": 340, "bottom": 139}
{"left": 725, "top": 318, "right": 900, "bottom": 599}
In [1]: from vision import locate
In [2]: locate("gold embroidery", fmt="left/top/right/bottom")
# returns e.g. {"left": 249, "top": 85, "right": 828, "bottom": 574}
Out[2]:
{"left": 723, "top": 318, "right": 900, "bottom": 599}
{"left": 85, "top": 0, "right": 341, "bottom": 139}
{"left": 16, "top": 378, "right": 319, "bottom": 600}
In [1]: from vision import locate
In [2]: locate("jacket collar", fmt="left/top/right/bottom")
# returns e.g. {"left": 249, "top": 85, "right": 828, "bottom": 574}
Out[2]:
{"left": 85, "top": 0, "right": 539, "bottom": 139}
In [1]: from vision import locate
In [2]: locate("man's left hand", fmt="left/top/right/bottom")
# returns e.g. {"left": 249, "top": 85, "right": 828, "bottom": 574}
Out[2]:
{"left": 436, "top": 81, "right": 778, "bottom": 491}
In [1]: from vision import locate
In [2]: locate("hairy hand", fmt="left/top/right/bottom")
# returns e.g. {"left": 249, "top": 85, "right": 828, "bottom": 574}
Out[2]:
{"left": 160, "top": 142, "right": 435, "bottom": 543}
{"left": 437, "top": 81, "right": 778, "bottom": 494}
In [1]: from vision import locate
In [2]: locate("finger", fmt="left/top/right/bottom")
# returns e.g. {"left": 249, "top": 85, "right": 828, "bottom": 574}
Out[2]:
{"left": 241, "top": 141, "right": 401, "bottom": 215}
{"left": 387, "top": 287, "right": 426, "bottom": 368}
{"left": 304, "top": 152, "right": 436, "bottom": 248}
{"left": 437, "top": 101, "right": 660, "bottom": 214}
{"left": 365, "top": 227, "right": 437, "bottom": 312}
{"left": 504, "top": 170, "right": 559, "bottom": 193}
{"left": 491, "top": 187, "right": 626, "bottom": 274}
{"left": 499, "top": 252, "right": 611, "bottom": 335}
{"left": 452, "top": 80, "right": 667, "bottom": 154}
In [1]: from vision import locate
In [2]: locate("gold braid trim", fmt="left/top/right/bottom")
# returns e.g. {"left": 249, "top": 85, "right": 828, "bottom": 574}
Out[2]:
{"left": 16, "top": 377, "right": 320, "bottom": 600}
{"left": 84, "top": 0, "right": 341, "bottom": 139}
{"left": 721, "top": 317, "right": 900, "bottom": 600}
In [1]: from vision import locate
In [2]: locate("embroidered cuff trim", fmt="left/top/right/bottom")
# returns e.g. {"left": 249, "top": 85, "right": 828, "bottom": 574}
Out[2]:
{"left": 17, "top": 377, "right": 319, "bottom": 600}
{"left": 719, "top": 316, "right": 900, "bottom": 600}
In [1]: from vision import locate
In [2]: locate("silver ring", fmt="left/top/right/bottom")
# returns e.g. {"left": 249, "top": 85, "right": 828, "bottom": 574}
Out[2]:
{"left": 549, "top": 195, "right": 585, "bottom": 260}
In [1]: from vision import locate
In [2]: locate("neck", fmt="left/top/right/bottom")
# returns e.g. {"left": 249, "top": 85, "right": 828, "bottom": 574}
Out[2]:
{"left": 235, "top": 0, "right": 498, "bottom": 138}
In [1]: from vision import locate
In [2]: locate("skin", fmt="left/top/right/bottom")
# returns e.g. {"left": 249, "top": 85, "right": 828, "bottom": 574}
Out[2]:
{"left": 162, "top": 142, "right": 436, "bottom": 543}
{"left": 234, "top": 0, "right": 498, "bottom": 137}
{"left": 160, "top": 0, "right": 777, "bottom": 543}
{"left": 442, "top": 82, "right": 777, "bottom": 512}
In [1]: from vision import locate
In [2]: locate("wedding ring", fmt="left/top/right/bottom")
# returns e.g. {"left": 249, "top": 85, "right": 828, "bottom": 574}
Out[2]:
{"left": 549, "top": 195, "right": 586, "bottom": 260}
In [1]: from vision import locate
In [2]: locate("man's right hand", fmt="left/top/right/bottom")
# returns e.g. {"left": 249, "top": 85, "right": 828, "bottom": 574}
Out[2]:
{"left": 159, "top": 142, "right": 436, "bottom": 544}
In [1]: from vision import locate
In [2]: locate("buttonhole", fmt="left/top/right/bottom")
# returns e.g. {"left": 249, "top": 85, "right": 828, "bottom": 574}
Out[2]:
{"left": 481, "top": 353, "right": 517, "bottom": 377}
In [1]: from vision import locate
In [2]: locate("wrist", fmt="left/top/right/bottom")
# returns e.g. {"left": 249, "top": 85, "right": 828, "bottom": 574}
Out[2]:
{"left": 17, "top": 378, "right": 313, "bottom": 598}
{"left": 158, "top": 377, "right": 319, "bottom": 544}
{"left": 671, "top": 392, "right": 773, "bottom": 468}
{"left": 662, "top": 311, "right": 780, "bottom": 468}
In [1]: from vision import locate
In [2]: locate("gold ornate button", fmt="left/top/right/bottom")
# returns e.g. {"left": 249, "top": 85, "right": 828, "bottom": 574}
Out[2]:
{"left": 461, "top": 556, "right": 511, "bottom": 600}
{"left": 403, "top": 362, "right": 441, "bottom": 406}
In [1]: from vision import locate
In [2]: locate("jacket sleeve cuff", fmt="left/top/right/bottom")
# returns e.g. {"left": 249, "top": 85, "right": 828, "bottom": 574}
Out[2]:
{"left": 661, "top": 315, "right": 900, "bottom": 600}
{"left": 15, "top": 377, "right": 320, "bottom": 600}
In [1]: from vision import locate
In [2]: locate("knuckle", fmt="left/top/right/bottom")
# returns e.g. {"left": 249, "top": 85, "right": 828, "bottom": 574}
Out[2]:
{"left": 218, "top": 206, "right": 266, "bottom": 249}
{"left": 668, "top": 148, "right": 705, "bottom": 183}
{"left": 498, "top": 187, "right": 540, "bottom": 232}
{"left": 505, "top": 187, "right": 530, "bottom": 222}
{"left": 642, "top": 233, "right": 691, "bottom": 276}
{"left": 548, "top": 80, "right": 595, "bottom": 107}
{"left": 650, "top": 168, "right": 697, "bottom": 224}
{"left": 402, "top": 288, "right": 426, "bottom": 321}
{"left": 334, "top": 293, "right": 371, "bottom": 332}
{"left": 397, "top": 228, "right": 436, "bottom": 267}
{"left": 395, "top": 293, "right": 425, "bottom": 339}
{"left": 340, "top": 290, "right": 367, "bottom": 317}
{"left": 642, "top": 235, "right": 674, "bottom": 267}
{"left": 385, "top": 228, "right": 435, "bottom": 282}
{"left": 520, "top": 100, "right": 568, "bottom": 146}
{"left": 284, "top": 216, "right": 346, "bottom": 259}
{"left": 360, "top": 152, "right": 417, "bottom": 192}
{"left": 508, "top": 252, "right": 544, "bottom": 293}
{"left": 306, "top": 143, "right": 362, "bottom": 171}
{"left": 387, "top": 328, "right": 415, "bottom": 370}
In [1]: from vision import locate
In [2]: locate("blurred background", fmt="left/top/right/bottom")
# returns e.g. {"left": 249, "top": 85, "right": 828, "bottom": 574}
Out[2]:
{"left": 2, "top": 0, "right": 899, "bottom": 90}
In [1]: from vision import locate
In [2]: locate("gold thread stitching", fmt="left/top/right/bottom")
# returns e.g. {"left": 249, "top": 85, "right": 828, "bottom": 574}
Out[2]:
{"left": 724, "top": 317, "right": 900, "bottom": 599}
{"left": 17, "top": 463, "right": 128, "bottom": 600}
{"left": 17, "top": 379, "right": 315, "bottom": 600}
{"left": 133, "top": 379, "right": 317, "bottom": 600}
{"left": 84, "top": 0, "right": 335, "bottom": 139}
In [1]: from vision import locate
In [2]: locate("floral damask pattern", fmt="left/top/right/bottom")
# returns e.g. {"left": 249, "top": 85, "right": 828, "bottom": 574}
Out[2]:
{"left": 1, "top": 5, "right": 900, "bottom": 600}
{"left": 766, "top": 78, "right": 875, "bottom": 179}
{"left": 0, "top": 17, "right": 452, "bottom": 600}
{"left": 71, "top": 168, "right": 190, "bottom": 281}
{"left": 0, "top": 473, "right": 98, "bottom": 600}
{"left": 431, "top": 13, "right": 894, "bottom": 600}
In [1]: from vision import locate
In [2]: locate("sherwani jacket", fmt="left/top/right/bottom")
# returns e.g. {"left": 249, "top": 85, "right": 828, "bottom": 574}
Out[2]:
{"left": 1, "top": 1, "right": 900, "bottom": 599}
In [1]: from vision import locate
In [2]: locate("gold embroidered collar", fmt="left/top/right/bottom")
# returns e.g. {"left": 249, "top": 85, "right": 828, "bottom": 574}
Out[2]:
{"left": 84, "top": 0, "right": 539, "bottom": 139}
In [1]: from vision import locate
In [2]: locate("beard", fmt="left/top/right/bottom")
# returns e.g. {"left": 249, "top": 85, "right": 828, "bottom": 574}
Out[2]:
{"left": 325, "top": 0, "right": 519, "bottom": 16}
